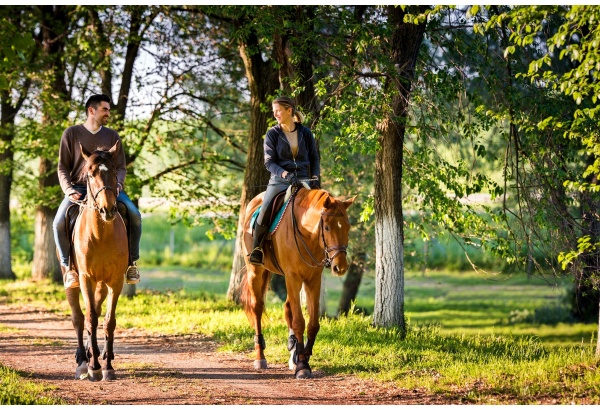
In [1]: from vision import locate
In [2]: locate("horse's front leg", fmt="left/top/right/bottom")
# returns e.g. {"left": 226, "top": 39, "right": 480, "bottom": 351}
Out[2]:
{"left": 284, "top": 277, "right": 310, "bottom": 379}
{"left": 80, "top": 276, "right": 102, "bottom": 381}
{"left": 302, "top": 274, "right": 323, "bottom": 371}
{"left": 245, "top": 266, "right": 270, "bottom": 369}
{"left": 101, "top": 286, "right": 121, "bottom": 381}
{"left": 65, "top": 287, "right": 88, "bottom": 379}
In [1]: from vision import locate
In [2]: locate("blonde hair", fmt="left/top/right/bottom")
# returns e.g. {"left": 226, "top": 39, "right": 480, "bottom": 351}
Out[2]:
{"left": 273, "top": 96, "right": 304, "bottom": 123}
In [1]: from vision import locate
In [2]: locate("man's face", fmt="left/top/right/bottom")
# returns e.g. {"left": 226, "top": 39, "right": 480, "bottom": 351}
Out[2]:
{"left": 90, "top": 101, "right": 110, "bottom": 125}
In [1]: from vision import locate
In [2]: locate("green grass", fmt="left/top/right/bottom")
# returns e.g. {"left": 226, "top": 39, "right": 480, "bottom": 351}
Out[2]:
{"left": 1, "top": 268, "right": 599, "bottom": 403}
{"left": 0, "top": 364, "right": 64, "bottom": 405}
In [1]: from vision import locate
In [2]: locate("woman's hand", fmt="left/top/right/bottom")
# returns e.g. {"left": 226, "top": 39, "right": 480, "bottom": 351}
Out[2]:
{"left": 285, "top": 172, "right": 299, "bottom": 187}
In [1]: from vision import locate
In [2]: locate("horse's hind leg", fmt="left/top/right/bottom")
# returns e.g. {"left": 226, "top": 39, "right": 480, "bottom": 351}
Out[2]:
{"left": 101, "top": 288, "right": 120, "bottom": 381}
{"left": 65, "top": 287, "right": 88, "bottom": 379}
{"left": 242, "top": 265, "right": 270, "bottom": 369}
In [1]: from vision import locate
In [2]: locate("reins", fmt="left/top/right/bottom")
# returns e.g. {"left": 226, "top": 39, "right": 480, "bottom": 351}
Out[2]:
{"left": 290, "top": 189, "right": 348, "bottom": 268}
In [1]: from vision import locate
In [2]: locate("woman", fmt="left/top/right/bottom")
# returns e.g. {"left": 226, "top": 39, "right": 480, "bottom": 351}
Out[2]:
{"left": 249, "top": 96, "right": 321, "bottom": 266}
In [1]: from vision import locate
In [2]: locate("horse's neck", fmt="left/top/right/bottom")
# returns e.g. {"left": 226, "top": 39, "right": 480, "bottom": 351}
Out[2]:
{"left": 294, "top": 202, "right": 322, "bottom": 241}
{"left": 80, "top": 208, "right": 118, "bottom": 238}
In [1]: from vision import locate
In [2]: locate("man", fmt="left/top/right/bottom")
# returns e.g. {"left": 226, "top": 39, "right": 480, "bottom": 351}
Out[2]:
{"left": 52, "top": 93, "right": 142, "bottom": 288}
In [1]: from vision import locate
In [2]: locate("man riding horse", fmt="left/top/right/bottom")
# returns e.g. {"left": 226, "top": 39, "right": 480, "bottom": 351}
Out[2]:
{"left": 52, "top": 93, "right": 142, "bottom": 288}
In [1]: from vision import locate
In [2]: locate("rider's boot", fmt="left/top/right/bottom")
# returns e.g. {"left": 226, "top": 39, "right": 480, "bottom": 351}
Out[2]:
{"left": 63, "top": 262, "right": 80, "bottom": 289}
{"left": 249, "top": 223, "right": 269, "bottom": 266}
{"left": 125, "top": 261, "right": 140, "bottom": 285}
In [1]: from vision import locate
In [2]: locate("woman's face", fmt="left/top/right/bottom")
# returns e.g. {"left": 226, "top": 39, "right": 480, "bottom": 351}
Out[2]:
{"left": 272, "top": 103, "right": 293, "bottom": 124}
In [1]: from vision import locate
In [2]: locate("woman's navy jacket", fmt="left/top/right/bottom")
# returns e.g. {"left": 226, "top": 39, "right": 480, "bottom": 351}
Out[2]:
{"left": 263, "top": 123, "right": 320, "bottom": 180}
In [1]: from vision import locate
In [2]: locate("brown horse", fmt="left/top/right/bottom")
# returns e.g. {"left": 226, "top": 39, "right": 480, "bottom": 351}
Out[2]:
{"left": 61, "top": 142, "right": 129, "bottom": 381}
{"left": 241, "top": 187, "right": 354, "bottom": 379}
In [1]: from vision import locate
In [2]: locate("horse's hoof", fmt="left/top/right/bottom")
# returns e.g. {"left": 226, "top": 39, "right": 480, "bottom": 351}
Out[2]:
{"left": 102, "top": 369, "right": 116, "bottom": 381}
{"left": 295, "top": 368, "right": 312, "bottom": 379}
{"left": 75, "top": 362, "right": 88, "bottom": 380}
{"left": 87, "top": 367, "right": 103, "bottom": 382}
{"left": 253, "top": 359, "right": 268, "bottom": 369}
{"left": 289, "top": 350, "right": 298, "bottom": 370}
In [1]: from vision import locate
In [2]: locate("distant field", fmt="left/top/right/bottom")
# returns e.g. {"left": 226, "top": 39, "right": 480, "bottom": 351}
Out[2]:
{"left": 138, "top": 266, "right": 593, "bottom": 348}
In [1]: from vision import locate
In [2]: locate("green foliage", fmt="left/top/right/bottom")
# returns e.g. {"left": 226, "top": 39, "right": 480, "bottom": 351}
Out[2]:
{"left": 140, "top": 214, "right": 234, "bottom": 269}
{"left": 0, "top": 364, "right": 64, "bottom": 405}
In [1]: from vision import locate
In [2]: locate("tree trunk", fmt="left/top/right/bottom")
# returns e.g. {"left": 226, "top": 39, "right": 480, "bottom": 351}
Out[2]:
{"left": 373, "top": 6, "right": 427, "bottom": 330}
{"left": 32, "top": 158, "right": 61, "bottom": 282}
{"left": 31, "top": 5, "right": 71, "bottom": 282}
{"left": 597, "top": 298, "right": 600, "bottom": 356}
{"left": 338, "top": 251, "right": 366, "bottom": 316}
{"left": 572, "top": 161, "right": 600, "bottom": 322}
{"left": 227, "top": 29, "right": 278, "bottom": 303}
{"left": 0, "top": 97, "right": 16, "bottom": 280}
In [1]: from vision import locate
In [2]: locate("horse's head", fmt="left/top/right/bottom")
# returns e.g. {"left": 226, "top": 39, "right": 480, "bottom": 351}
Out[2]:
{"left": 321, "top": 195, "right": 355, "bottom": 276}
{"left": 80, "top": 141, "right": 120, "bottom": 222}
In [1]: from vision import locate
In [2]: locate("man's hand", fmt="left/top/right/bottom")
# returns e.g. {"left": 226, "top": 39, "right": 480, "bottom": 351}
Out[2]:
{"left": 69, "top": 192, "right": 82, "bottom": 201}
{"left": 117, "top": 182, "right": 123, "bottom": 197}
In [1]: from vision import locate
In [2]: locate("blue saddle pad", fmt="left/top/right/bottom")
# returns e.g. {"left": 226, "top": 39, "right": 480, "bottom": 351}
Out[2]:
{"left": 250, "top": 197, "right": 290, "bottom": 233}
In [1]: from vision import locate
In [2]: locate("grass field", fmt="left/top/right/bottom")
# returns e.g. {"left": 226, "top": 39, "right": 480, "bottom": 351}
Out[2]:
{"left": 136, "top": 265, "right": 593, "bottom": 347}
{"left": 2, "top": 265, "right": 599, "bottom": 404}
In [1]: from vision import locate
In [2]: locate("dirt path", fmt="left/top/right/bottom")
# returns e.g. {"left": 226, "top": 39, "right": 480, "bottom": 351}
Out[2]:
{"left": 0, "top": 304, "right": 454, "bottom": 405}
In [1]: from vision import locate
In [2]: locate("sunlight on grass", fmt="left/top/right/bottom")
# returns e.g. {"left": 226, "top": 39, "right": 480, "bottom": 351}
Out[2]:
{"left": 2, "top": 268, "right": 600, "bottom": 403}
{"left": 0, "top": 364, "right": 64, "bottom": 405}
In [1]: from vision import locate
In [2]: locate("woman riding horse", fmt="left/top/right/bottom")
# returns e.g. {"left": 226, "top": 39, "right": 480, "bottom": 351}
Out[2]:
{"left": 243, "top": 96, "right": 355, "bottom": 378}
{"left": 248, "top": 96, "right": 320, "bottom": 266}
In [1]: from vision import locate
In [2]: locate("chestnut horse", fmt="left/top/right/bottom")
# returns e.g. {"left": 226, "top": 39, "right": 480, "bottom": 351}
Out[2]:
{"left": 61, "top": 142, "right": 129, "bottom": 381}
{"left": 242, "top": 187, "right": 354, "bottom": 379}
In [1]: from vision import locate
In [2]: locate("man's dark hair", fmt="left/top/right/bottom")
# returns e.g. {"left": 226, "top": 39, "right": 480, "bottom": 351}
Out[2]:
{"left": 85, "top": 94, "right": 111, "bottom": 116}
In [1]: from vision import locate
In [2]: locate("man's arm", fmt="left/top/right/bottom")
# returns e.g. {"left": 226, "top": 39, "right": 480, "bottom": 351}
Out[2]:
{"left": 57, "top": 129, "right": 77, "bottom": 196}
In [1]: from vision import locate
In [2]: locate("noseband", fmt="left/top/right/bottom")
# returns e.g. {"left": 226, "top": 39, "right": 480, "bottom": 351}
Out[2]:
{"left": 82, "top": 171, "right": 117, "bottom": 211}
{"left": 291, "top": 191, "right": 348, "bottom": 268}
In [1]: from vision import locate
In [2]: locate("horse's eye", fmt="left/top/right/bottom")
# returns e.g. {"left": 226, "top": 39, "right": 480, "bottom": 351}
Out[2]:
{"left": 324, "top": 225, "right": 330, "bottom": 232}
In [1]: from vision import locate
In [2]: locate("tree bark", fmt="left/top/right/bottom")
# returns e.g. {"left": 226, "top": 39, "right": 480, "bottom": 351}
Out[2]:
{"left": 0, "top": 94, "right": 16, "bottom": 280}
{"left": 573, "top": 156, "right": 600, "bottom": 323}
{"left": 32, "top": 160, "right": 61, "bottom": 282}
{"left": 31, "top": 5, "right": 71, "bottom": 282}
{"left": 227, "top": 28, "right": 278, "bottom": 303}
{"left": 373, "top": 6, "right": 427, "bottom": 330}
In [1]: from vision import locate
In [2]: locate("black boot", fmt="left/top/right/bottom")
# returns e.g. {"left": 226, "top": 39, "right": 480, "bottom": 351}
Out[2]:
{"left": 249, "top": 223, "right": 269, "bottom": 266}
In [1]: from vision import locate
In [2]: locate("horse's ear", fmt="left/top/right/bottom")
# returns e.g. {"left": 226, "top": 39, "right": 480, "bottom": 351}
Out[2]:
{"left": 80, "top": 143, "right": 91, "bottom": 161}
{"left": 323, "top": 195, "right": 333, "bottom": 209}
{"left": 108, "top": 141, "right": 120, "bottom": 158}
{"left": 341, "top": 195, "right": 357, "bottom": 210}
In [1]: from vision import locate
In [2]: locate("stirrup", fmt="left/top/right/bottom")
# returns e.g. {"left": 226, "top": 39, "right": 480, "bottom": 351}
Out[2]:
{"left": 249, "top": 247, "right": 264, "bottom": 266}
{"left": 63, "top": 269, "right": 80, "bottom": 289}
{"left": 125, "top": 263, "right": 140, "bottom": 285}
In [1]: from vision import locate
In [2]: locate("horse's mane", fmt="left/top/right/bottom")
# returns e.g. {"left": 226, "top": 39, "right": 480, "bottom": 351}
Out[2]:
{"left": 295, "top": 189, "right": 345, "bottom": 215}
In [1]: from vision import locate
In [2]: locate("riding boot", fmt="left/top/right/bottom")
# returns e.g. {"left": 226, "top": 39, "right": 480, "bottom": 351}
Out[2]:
{"left": 63, "top": 259, "right": 80, "bottom": 289}
{"left": 249, "top": 223, "right": 270, "bottom": 266}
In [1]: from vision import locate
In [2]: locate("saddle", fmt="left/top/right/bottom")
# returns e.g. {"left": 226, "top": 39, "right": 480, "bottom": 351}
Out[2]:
{"left": 251, "top": 190, "right": 290, "bottom": 236}
{"left": 251, "top": 188, "right": 300, "bottom": 276}
{"left": 65, "top": 201, "right": 131, "bottom": 263}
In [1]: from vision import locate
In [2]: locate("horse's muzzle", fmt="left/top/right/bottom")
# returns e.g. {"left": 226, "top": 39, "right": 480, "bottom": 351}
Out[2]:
{"left": 331, "top": 258, "right": 348, "bottom": 277}
{"left": 99, "top": 205, "right": 117, "bottom": 222}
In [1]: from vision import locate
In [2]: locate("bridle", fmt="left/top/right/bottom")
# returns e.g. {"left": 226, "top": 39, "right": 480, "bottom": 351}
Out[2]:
{"left": 75, "top": 165, "right": 117, "bottom": 212}
{"left": 290, "top": 191, "right": 348, "bottom": 268}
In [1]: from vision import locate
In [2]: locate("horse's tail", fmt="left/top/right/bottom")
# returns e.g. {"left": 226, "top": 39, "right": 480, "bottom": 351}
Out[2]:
{"left": 240, "top": 265, "right": 272, "bottom": 328}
